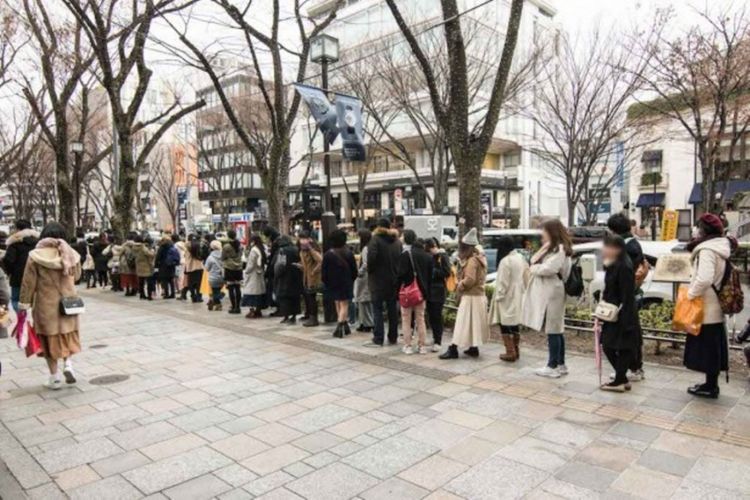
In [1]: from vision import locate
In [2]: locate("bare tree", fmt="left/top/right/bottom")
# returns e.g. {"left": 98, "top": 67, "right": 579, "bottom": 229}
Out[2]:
{"left": 631, "top": 4, "right": 750, "bottom": 213}
{"left": 168, "top": 0, "right": 344, "bottom": 229}
{"left": 529, "top": 28, "right": 655, "bottom": 225}
{"left": 61, "top": 0, "right": 206, "bottom": 237}
{"left": 8, "top": 133, "right": 56, "bottom": 222}
{"left": 148, "top": 146, "right": 181, "bottom": 231}
{"left": 384, "top": 0, "right": 525, "bottom": 233}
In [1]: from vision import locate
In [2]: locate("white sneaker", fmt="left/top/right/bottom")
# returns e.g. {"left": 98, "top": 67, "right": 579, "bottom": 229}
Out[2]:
{"left": 558, "top": 365, "right": 569, "bottom": 376}
{"left": 431, "top": 343, "right": 441, "bottom": 353}
{"left": 402, "top": 345, "right": 414, "bottom": 355}
{"left": 418, "top": 346, "right": 429, "bottom": 355}
{"left": 45, "top": 376, "right": 62, "bottom": 390}
{"left": 63, "top": 362, "right": 77, "bottom": 385}
{"left": 535, "top": 366, "right": 561, "bottom": 378}
{"left": 628, "top": 369, "right": 644, "bottom": 382}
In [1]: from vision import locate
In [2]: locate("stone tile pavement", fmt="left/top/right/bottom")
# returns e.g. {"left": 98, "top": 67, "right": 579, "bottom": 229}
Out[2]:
{"left": 1, "top": 291, "right": 749, "bottom": 499}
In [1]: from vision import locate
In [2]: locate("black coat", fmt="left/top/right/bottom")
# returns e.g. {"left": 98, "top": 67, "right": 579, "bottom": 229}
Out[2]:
{"left": 322, "top": 248, "right": 357, "bottom": 301}
{"left": 428, "top": 251, "right": 451, "bottom": 303}
{"left": 601, "top": 255, "right": 639, "bottom": 351}
{"left": 155, "top": 242, "right": 176, "bottom": 279}
{"left": 1, "top": 231, "right": 38, "bottom": 287}
{"left": 92, "top": 241, "right": 110, "bottom": 272}
{"left": 273, "top": 238, "right": 303, "bottom": 299}
{"left": 367, "top": 227, "right": 402, "bottom": 302}
{"left": 397, "top": 247, "right": 433, "bottom": 301}
{"left": 623, "top": 234, "right": 644, "bottom": 268}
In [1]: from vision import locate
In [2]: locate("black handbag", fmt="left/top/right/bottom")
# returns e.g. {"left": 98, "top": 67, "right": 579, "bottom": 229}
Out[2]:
{"left": 59, "top": 296, "right": 85, "bottom": 316}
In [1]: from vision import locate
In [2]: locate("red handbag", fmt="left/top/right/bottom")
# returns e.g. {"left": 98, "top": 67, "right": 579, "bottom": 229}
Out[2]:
{"left": 399, "top": 251, "right": 424, "bottom": 308}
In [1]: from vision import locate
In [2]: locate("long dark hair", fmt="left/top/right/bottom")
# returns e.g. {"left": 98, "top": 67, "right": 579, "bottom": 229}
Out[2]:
{"left": 496, "top": 235, "right": 515, "bottom": 265}
{"left": 250, "top": 234, "right": 267, "bottom": 267}
{"left": 541, "top": 219, "right": 573, "bottom": 256}
{"left": 358, "top": 229, "right": 371, "bottom": 248}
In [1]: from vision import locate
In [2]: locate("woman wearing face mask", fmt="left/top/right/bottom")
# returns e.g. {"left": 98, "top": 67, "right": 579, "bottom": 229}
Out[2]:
{"left": 598, "top": 233, "right": 639, "bottom": 392}
{"left": 683, "top": 214, "right": 734, "bottom": 398}
{"left": 522, "top": 219, "right": 573, "bottom": 378}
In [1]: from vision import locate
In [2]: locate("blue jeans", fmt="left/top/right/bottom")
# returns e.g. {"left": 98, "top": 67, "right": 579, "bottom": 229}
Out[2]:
{"left": 547, "top": 334, "right": 565, "bottom": 368}
{"left": 372, "top": 299, "right": 399, "bottom": 345}
{"left": 11, "top": 286, "right": 20, "bottom": 311}
{"left": 211, "top": 287, "right": 223, "bottom": 304}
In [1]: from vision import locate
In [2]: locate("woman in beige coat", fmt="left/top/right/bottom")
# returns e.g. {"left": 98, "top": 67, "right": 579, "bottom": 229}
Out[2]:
{"left": 19, "top": 222, "right": 82, "bottom": 390}
{"left": 489, "top": 235, "right": 529, "bottom": 362}
{"left": 439, "top": 228, "right": 489, "bottom": 359}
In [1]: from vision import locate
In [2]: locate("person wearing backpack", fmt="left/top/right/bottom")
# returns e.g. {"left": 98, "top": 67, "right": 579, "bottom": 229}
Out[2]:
{"left": 607, "top": 212, "right": 647, "bottom": 382}
{"left": 522, "top": 219, "right": 573, "bottom": 378}
{"left": 683, "top": 214, "right": 736, "bottom": 399}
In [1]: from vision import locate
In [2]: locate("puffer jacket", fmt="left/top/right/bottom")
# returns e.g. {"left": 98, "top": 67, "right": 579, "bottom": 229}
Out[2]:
{"left": 1, "top": 229, "right": 40, "bottom": 287}
{"left": 131, "top": 243, "right": 155, "bottom": 278}
{"left": 205, "top": 249, "right": 224, "bottom": 288}
{"left": 221, "top": 239, "right": 243, "bottom": 271}
{"left": 366, "top": 227, "right": 402, "bottom": 302}
{"left": 689, "top": 237, "right": 732, "bottom": 324}
{"left": 103, "top": 244, "right": 123, "bottom": 270}
{"left": 119, "top": 241, "right": 135, "bottom": 274}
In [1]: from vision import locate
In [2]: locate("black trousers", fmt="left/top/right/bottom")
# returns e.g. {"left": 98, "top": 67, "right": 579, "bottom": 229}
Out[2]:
{"left": 303, "top": 289, "right": 318, "bottom": 320}
{"left": 96, "top": 270, "right": 108, "bottom": 287}
{"left": 138, "top": 277, "right": 155, "bottom": 298}
{"left": 629, "top": 327, "right": 643, "bottom": 371}
{"left": 160, "top": 278, "right": 175, "bottom": 298}
{"left": 186, "top": 271, "right": 202, "bottom": 301}
{"left": 373, "top": 299, "right": 399, "bottom": 345}
{"left": 426, "top": 301, "right": 444, "bottom": 345}
{"left": 227, "top": 284, "right": 241, "bottom": 310}
{"left": 604, "top": 347, "right": 632, "bottom": 384}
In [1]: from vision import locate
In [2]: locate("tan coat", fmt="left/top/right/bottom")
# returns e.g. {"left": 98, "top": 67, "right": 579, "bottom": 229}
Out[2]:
{"left": 457, "top": 252, "right": 487, "bottom": 298}
{"left": 19, "top": 247, "right": 82, "bottom": 336}
{"left": 300, "top": 248, "right": 322, "bottom": 289}
{"left": 132, "top": 243, "right": 155, "bottom": 278}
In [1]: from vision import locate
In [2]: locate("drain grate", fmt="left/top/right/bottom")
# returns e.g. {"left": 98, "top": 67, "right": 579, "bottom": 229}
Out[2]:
{"left": 89, "top": 374, "right": 129, "bottom": 385}
{"left": 89, "top": 344, "right": 108, "bottom": 349}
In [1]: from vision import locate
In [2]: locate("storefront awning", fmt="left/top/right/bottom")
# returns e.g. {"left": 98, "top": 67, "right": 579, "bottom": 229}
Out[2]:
{"left": 635, "top": 192, "right": 665, "bottom": 207}
{"left": 688, "top": 180, "right": 750, "bottom": 204}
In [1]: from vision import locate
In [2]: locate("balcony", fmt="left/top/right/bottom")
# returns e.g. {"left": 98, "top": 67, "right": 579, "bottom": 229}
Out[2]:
{"left": 638, "top": 172, "right": 669, "bottom": 190}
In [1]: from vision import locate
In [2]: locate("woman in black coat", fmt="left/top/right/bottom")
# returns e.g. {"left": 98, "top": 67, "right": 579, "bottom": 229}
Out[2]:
{"left": 425, "top": 238, "right": 450, "bottom": 351}
{"left": 599, "top": 233, "right": 639, "bottom": 392}
{"left": 92, "top": 234, "right": 110, "bottom": 288}
{"left": 273, "top": 235, "right": 303, "bottom": 324}
{"left": 322, "top": 230, "right": 357, "bottom": 338}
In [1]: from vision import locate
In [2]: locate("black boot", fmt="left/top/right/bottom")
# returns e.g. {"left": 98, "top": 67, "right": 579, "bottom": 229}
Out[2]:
{"left": 333, "top": 322, "right": 344, "bottom": 338}
{"left": 343, "top": 323, "right": 352, "bottom": 336}
{"left": 303, "top": 317, "right": 319, "bottom": 327}
{"left": 464, "top": 347, "right": 479, "bottom": 358}
{"left": 439, "top": 344, "right": 459, "bottom": 360}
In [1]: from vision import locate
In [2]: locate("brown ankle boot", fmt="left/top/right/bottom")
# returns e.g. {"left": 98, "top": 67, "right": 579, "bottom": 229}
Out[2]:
{"left": 499, "top": 334, "right": 517, "bottom": 362}
{"left": 513, "top": 333, "right": 520, "bottom": 359}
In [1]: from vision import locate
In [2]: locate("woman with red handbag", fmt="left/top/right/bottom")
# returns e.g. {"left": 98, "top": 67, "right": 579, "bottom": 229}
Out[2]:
{"left": 440, "top": 228, "right": 489, "bottom": 360}
{"left": 18, "top": 222, "right": 82, "bottom": 390}
{"left": 397, "top": 230, "right": 433, "bottom": 354}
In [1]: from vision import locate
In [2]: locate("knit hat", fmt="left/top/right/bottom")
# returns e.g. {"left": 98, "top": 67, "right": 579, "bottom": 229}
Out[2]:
{"left": 699, "top": 213, "right": 724, "bottom": 235}
{"left": 461, "top": 227, "right": 479, "bottom": 246}
{"left": 210, "top": 240, "right": 222, "bottom": 251}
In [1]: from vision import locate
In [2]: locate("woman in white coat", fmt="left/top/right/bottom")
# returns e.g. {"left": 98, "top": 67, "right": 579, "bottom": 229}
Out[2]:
{"left": 242, "top": 234, "right": 267, "bottom": 318}
{"left": 522, "top": 219, "right": 572, "bottom": 378}
{"left": 489, "top": 235, "right": 529, "bottom": 362}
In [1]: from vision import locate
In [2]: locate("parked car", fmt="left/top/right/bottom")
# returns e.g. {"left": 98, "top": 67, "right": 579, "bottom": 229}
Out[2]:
{"left": 481, "top": 229, "right": 543, "bottom": 274}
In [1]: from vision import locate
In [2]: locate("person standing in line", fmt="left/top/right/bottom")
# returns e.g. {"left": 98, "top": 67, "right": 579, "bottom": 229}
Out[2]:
{"left": 299, "top": 232, "right": 322, "bottom": 327}
{"left": 92, "top": 233, "right": 110, "bottom": 288}
{"left": 82, "top": 238, "right": 96, "bottom": 288}
{"left": 0, "top": 267, "right": 10, "bottom": 340}
{"left": 155, "top": 236, "right": 179, "bottom": 299}
{"left": 424, "top": 238, "right": 450, "bottom": 352}
{"left": 354, "top": 229, "right": 374, "bottom": 333}
{"left": 599, "top": 233, "right": 639, "bottom": 392}
{"left": 263, "top": 226, "right": 281, "bottom": 315}
{"left": 274, "top": 235, "right": 303, "bottom": 324}
{"left": 489, "top": 235, "right": 529, "bottom": 362}
{"left": 522, "top": 219, "right": 573, "bottom": 378}
{"left": 363, "top": 218, "right": 402, "bottom": 347}
{"left": 222, "top": 230, "right": 244, "bottom": 314}
{"left": 440, "top": 228, "right": 488, "bottom": 359}
{"left": 684, "top": 214, "right": 733, "bottom": 399}
{"left": 183, "top": 235, "right": 204, "bottom": 303}
{"left": 119, "top": 234, "right": 137, "bottom": 296}
{"left": 1, "top": 219, "right": 39, "bottom": 310}
{"left": 132, "top": 235, "right": 155, "bottom": 300}
{"left": 607, "top": 212, "right": 646, "bottom": 381}
{"left": 172, "top": 234, "right": 186, "bottom": 299}
{"left": 397, "top": 231, "right": 433, "bottom": 355}
{"left": 103, "top": 236, "right": 123, "bottom": 292}
{"left": 322, "top": 229, "right": 358, "bottom": 338}
{"left": 242, "top": 234, "right": 267, "bottom": 318}
{"left": 205, "top": 240, "right": 225, "bottom": 311}
{"left": 18, "top": 222, "right": 82, "bottom": 389}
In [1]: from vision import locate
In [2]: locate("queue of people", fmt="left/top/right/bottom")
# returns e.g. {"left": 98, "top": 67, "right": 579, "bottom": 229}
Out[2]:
{"left": 0, "top": 212, "right": 743, "bottom": 400}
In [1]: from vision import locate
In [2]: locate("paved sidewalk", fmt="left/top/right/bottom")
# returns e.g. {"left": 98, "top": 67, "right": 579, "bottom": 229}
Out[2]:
{"left": 1, "top": 291, "right": 749, "bottom": 500}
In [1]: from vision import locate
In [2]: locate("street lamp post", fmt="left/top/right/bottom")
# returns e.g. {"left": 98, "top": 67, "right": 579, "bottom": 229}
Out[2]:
{"left": 70, "top": 141, "right": 84, "bottom": 229}
{"left": 651, "top": 173, "right": 657, "bottom": 241}
{"left": 310, "top": 34, "right": 339, "bottom": 244}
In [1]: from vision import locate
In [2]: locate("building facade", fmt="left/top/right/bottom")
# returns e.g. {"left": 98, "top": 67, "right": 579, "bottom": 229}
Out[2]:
{"left": 290, "top": 0, "right": 565, "bottom": 229}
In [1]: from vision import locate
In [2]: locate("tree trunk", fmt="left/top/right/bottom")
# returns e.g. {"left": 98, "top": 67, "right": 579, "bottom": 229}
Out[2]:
{"left": 111, "top": 133, "right": 137, "bottom": 239}
{"left": 455, "top": 152, "right": 482, "bottom": 234}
